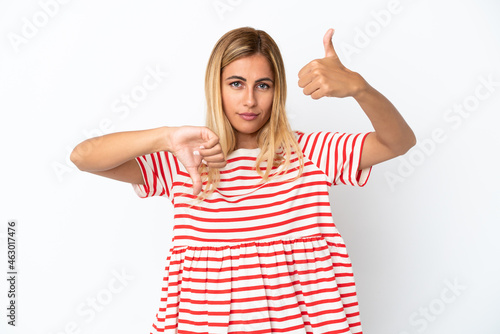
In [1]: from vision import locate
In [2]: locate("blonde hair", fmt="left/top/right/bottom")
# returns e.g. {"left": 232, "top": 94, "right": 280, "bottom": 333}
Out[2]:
{"left": 200, "top": 27, "right": 303, "bottom": 199}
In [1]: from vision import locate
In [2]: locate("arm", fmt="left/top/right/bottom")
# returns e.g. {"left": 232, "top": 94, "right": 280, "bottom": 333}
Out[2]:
{"left": 298, "top": 28, "right": 416, "bottom": 170}
{"left": 353, "top": 82, "right": 416, "bottom": 170}
{"left": 70, "top": 127, "right": 168, "bottom": 184}
{"left": 70, "top": 126, "right": 226, "bottom": 194}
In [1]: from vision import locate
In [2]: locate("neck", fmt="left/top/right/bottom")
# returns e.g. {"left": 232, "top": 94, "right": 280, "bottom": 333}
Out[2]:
{"left": 235, "top": 132, "right": 258, "bottom": 149}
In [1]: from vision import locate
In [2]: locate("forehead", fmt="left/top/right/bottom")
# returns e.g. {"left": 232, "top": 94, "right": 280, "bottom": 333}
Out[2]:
{"left": 222, "top": 54, "right": 274, "bottom": 78}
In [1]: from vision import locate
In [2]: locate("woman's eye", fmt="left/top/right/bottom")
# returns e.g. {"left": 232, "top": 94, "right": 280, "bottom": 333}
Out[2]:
{"left": 257, "top": 83, "right": 270, "bottom": 89}
{"left": 230, "top": 82, "right": 242, "bottom": 88}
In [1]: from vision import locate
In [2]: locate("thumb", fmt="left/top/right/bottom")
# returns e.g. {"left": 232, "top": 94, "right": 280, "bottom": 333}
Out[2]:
{"left": 323, "top": 28, "right": 336, "bottom": 58}
{"left": 186, "top": 166, "right": 202, "bottom": 196}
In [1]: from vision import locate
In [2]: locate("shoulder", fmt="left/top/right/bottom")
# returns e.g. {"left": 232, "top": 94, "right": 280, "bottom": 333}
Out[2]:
{"left": 294, "top": 130, "right": 338, "bottom": 147}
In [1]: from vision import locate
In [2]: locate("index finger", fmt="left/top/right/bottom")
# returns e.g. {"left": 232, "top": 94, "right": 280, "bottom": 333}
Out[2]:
{"left": 298, "top": 60, "right": 315, "bottom": 79}
{"left": 200, "top": 128, "right": 220, "bottom": 149}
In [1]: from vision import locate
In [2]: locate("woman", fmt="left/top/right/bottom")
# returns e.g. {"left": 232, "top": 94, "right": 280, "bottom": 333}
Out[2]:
{"left": 71, "top": 27, "right": 415, "bottom": 333}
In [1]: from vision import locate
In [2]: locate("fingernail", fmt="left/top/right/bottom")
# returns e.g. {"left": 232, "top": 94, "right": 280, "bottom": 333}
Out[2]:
{"left": 193, "top": 151, "right": 200, "bottom": 156}
{"left": 199, "top": 145, "right": 205, "bottom": 149}
{"left": 202, "top": 159, "right": 208, "bottom": 165}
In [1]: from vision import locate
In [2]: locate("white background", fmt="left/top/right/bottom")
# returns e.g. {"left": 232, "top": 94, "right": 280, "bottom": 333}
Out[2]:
{"left": 1, "top": 0, "right": 499, "bottom": 333}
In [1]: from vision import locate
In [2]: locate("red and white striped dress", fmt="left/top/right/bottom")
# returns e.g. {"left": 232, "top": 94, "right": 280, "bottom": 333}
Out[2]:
{"left": 133, "top": 131, "right": 372, "bottom": 334}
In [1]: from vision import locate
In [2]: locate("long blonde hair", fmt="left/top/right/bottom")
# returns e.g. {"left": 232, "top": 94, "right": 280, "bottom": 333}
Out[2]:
{"left": 200, "top": 27, "right": 303, "bottom": 199}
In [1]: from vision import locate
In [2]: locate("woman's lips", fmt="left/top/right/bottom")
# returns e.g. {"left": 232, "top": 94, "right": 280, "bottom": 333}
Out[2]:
{"left": 238, "top": 113, "right": 259, "bottom": 121}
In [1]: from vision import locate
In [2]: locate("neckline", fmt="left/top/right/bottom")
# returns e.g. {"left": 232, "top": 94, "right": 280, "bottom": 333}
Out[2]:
{"left": 233, "top": 147, "right": 260, "bottom": 152}
{"left": 227, "top": 147, "right": 261, "bottom": 158}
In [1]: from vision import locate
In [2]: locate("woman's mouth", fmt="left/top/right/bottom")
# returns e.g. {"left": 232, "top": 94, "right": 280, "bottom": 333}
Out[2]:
{"left": 238, "top": 113, "right": 259, "bottom": 121}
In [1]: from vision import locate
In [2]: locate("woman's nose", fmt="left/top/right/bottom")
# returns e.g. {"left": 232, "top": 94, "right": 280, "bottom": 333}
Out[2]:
{"left": 243, "top": 88, "right": 257, "bottom": 107}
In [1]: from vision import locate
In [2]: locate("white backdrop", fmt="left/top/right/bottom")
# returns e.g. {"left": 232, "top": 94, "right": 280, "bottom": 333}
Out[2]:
{"left": 1, "top": 0, "right": 499, "bottom": 333}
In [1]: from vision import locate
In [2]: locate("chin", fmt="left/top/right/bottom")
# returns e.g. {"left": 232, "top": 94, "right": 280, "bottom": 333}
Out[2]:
{"left": 235, "top": 128, "right": 260, "bottom": 136}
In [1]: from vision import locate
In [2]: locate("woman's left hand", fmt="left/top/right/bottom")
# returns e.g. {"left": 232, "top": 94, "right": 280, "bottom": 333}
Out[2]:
{"left": 298, "top": 28, "right": 368, "bottom": 100}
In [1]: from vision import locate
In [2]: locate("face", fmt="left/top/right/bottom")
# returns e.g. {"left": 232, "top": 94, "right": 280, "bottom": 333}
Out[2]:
{"left": 221, "top": 53, "right": 274, "bottom": 149}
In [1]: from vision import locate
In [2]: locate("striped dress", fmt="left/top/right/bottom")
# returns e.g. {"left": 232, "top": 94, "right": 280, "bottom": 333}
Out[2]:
{"left": 133, "top": 131, "right": 372, "bottom": 334}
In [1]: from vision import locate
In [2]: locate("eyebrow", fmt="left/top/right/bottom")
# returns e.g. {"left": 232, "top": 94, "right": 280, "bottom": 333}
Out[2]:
{"left": 225, "top": 75, "right": 274, "bottom": 83}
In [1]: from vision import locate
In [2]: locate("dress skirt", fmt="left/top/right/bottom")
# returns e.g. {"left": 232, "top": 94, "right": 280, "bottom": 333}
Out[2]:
{"left": 151, "top": 235, "right": 362, "bottom": 334}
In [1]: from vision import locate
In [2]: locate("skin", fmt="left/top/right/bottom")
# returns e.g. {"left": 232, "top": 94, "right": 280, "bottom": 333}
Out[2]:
{"left": 71, "top": 28, "right": 416, "bottom": 195}
{"left": 221, "top": 54, "right": 275, "bottom": 149}
{"left": 298, "top": 28, "right": 416, "bottom": 170}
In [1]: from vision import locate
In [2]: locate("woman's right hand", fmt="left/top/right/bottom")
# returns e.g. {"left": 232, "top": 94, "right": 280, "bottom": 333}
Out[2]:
{"left": 71, "top": 126, "right": 226, "bottom": 195}
{"left": 167, "top": 126, "right": 226, "bottom": 195}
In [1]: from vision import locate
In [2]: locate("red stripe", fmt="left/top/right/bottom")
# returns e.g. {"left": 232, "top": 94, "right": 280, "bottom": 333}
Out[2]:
{"left": 348, "top": 321, "right": 362, "bottom": 328}
{"left": 173, "top": 222, "right": 330, "bottom": 244}
{"left": 208, "top": 168, "right": 316, "bottom": 196}
{"left": 178, "top": 244, "right": 348, "bottom": 262}
{"left": 341, "top": 134, "right": 349, "bottom": 185}
{"left": 166, "top": 267, "right": 355, "bottom": 284}
{"left": 166, "top": 265, "right": 350, "bottom": 289}
{"left": 177, "top": 299, "right": 320, "bottom": 316}
{"left": 342, "top": 301, "right": 359, "bottom": 308}
{"left": 150, "top": 153, "right": 159, "bottom": 195}
{"left": 155, "top": 152, "right": 167, "bottom": 197}
{"left": 173, "top": 221, "right": 327, "bottom": 239}
{"left": 170, "top": 235, "right": 344, "bottom": 253}
{"left": 356, "top": 132, "right": 371, "bottom": 186}
{"left": 210, "top": 172, "right": 313, "bottom": 193}
{"left": 219, "top": 158, "right": 301, "bottom": 180}
{"left": 167, "top": 264, "right": 344, "bottom": 284}
{"left": 312, "top": 322, "right": 351, "bottom": 333}
{"left": 219, "top": 157, "right": 297, "bottom": 175}
{"left": 175, "top": 299, "right": 349, "bottom": 318}
{"left": 177, "top": 319, "right": 229, "bottom": 327}
{"left": 174, "top": 326, "right": 302, "bottom": 334}
{"left": 175, "top": 191, "right": 329, "bottom": 213}
{"left": 316, "top": 133, "right": 328, "bottom": 175}
{"left": 172, "top": 225, "right": 324, "bottom": 243}
{"left": 296, "top": 131, "right": 304, "bottom": 142}
{"left": 340, "top": 291, "right": 357, "bottom": 298}
{"left": 175, "top": 201, "right": 330, "bottom": 223}
{"left": 135, "top": 157, "right": 150, "bottom": 196}
{"left": 230, "top": 311, "right": 304, "bottom": 324}
{"left": 178, "top": 288, "right": 342, "bottom": 305}
{"left": 302, "top": 132, "right": 312, "bottom": 154}
{"left": 152, "top": 323, "right": 171, "bottom": 331}
{"left": 348, "top": 134, "right": 360, "bottom": 186}
{"left": 173, "top": 179, "right": 329, "bottom": 204}
{"left": 226, "top": 155, "right": 257, "bottom": 163}
{"left": 225, "top": 312, "right": 303, "bottom": 325}
{"left": 165, "top": 268, "right": 350, "bottom": 288}
{"left": 162, "top": 274, "right": 354, "bottom": 292}
{"left": 309, "top": 132, "right": 320, "bottom": 160}
{"left": 325, "top": 133, "right": 334, "bottom": 179}
{"left": 172, "top": 256, "right": 350, "bottom": 274}
{"left": 162, "top": 291, "right": 357, "bottom": 308}
{"left": 333, "top": 133, "right": 345, "bottom": 185}
{"left": 158, "top": 152, "right": 169, "bottom": 198}
{"left": 224, "top": 154, "right": 300, "bottom": 168}
{"left": 170, "top": 167, "right": 316, "bottom": 193}
{"left": 165, "top": 151, "right": 174, "bottom": 195}
{"left": 179, "top": 279, "right": 339, "bottom": 296}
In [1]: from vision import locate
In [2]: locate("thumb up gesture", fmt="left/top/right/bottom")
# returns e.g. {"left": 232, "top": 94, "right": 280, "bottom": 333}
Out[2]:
{"left": 298, "top": 28, "right": 367, "bottom": 100}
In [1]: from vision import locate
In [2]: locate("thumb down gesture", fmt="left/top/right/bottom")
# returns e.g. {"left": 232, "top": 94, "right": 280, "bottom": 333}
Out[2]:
{"left": 168, "top": 126, "right": 226, "bottom": 195}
